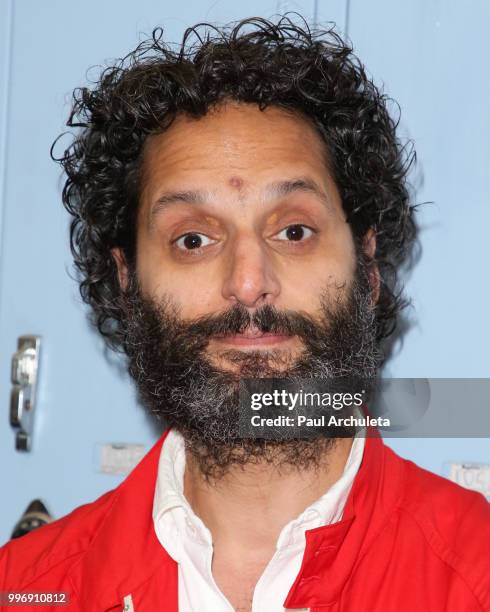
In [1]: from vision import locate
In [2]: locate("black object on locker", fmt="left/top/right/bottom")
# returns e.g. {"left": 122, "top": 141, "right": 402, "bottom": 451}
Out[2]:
{"left": 11, "top": 499, "right": 53, "bottom": 539}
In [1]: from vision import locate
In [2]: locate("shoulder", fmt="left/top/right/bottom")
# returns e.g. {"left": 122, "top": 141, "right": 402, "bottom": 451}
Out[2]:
{"left": 389, "top": 447, "right": 489, "bottom": 601}
{"left": 398, "top": 451, "right": 490, "bottom": 534}
{"left": 0, "top": 488, "right": 118, "bottom": 590}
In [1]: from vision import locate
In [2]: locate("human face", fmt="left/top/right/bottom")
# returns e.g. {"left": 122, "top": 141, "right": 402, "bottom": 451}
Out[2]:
{"left": 115, "top": 102, "right": 359, "bottom": 371}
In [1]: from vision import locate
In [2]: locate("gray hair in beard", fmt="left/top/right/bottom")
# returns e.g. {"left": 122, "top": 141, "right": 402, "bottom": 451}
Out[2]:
{"left": 119, "top": 256, "right": 381, "bottom": 480}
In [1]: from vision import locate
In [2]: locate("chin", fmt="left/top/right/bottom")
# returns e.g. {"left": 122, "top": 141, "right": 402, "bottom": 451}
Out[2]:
{"left": 207, "top": 347, "right": 302, "bottom": 377}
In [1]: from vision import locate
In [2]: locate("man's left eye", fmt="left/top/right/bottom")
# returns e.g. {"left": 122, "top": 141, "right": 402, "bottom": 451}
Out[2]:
{"left": 275, "top": 224, "right": 315, "bottom": 242}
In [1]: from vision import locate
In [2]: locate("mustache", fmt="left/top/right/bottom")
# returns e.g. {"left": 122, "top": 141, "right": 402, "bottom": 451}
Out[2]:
{"left": 175, "top": 301, "right": 327, "bottom": 343}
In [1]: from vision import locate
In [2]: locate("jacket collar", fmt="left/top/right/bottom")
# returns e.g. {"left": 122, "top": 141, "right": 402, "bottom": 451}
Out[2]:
{"left": 284, "top": 425, "right": 404, "bottom": 608}
{"left": 68, "top": 430, "right": 177, "bottom": 610}
{"left": 68, "top": 426, "right": 403, "bottom": 610}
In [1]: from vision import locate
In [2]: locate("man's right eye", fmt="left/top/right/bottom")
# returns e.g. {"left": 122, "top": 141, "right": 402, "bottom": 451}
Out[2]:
{"left": 174, "top": 232, "right": 215, "bottom": 251}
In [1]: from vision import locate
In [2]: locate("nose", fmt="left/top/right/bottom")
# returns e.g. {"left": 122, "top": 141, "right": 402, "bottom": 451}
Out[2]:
{"left": 221, "top": 234, "right": 281, "bottom": 308}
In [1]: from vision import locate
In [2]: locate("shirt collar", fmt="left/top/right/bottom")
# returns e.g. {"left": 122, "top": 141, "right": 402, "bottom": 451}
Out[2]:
{"left": 64, "top": 422, "right": 401, "bottom": 610}
{"left": 277, "top": 430, "right": 365, "bottom": 548}
{"left": 153, "top": 427, "right": 366, "bottom": 552}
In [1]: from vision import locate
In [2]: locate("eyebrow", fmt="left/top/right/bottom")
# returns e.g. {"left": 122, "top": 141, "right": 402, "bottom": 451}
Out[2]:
{"left": 149, "top": 177, "right": 333, "bottom": 228}
{"left": 264, "top": 178, "right": 332, "bottom": 211}
{"left": 151, "top": 189, "right": 209, "bottom": 212}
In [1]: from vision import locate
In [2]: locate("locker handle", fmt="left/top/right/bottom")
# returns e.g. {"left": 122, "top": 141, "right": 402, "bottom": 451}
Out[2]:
{"left": 9, "top": 336, "right": 41, "bottom": 451}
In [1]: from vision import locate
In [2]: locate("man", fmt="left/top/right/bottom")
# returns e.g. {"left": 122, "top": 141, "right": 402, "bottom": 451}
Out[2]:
{"left": 1, "top": 16, "right": 489, "bottom": 612}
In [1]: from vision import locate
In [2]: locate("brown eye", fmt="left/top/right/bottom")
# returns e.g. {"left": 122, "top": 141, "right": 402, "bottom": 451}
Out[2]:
{"left": 276, "top": 224, "right": 314, "bottom": 242}
{"left": 175, "top": 232, "right": 214, "bottom": 250}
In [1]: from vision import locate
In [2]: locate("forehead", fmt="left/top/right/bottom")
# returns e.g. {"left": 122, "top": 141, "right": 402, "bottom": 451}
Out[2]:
{"left": 140, "top": 102, "right": 332, "bottom": 191}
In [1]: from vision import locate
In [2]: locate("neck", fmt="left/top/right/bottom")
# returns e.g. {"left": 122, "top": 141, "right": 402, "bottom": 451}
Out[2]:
{"left": 183, "top": 436, "right": 354, "bottom": 552}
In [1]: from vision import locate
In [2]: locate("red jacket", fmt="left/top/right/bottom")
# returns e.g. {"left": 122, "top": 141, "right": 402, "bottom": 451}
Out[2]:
{"left": 1, "top": 428, "right": 489, "bottom": 611}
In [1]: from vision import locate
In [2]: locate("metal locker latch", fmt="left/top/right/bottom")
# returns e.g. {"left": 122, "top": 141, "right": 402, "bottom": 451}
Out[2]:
{"left": 10, "top": 335, "right": 41, "bottom": 451}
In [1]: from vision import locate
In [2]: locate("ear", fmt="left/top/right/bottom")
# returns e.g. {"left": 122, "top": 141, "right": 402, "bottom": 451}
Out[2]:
{"left": 362, "top": 227, "right": 380, "bottom": 306}
{"left": 111, "top": 247, "right": 129, "bottom": 291}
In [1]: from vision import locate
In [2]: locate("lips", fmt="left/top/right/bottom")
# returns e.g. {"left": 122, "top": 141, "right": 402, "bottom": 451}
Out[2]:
{"left": 213, "top": 326, "right": 291, "bottom": 346}
{"left": 215, "top": 325, "right": 277, "bottom": 339}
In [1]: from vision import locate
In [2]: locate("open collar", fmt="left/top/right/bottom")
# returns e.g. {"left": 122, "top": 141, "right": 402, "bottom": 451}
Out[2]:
{"left": 68, "top": 426, "right": 403, "bottom": 610}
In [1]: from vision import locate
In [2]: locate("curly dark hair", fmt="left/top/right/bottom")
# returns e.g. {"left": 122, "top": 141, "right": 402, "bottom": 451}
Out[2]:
{"left": 54, "top": 14, "right": 417, "bottom": 353}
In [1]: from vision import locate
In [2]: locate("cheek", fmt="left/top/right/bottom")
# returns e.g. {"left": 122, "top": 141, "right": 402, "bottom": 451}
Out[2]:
{"left": 278, "top": 230, "right": 357, "bottom": 310}
{"left": 172, "top": 280, "right": 222, "bottom": 318}
{"left": 279, "top": 261, "right": 353, "bottom": 314}
{"left": 136, "top": 247, "right": 224, "bottom": 318}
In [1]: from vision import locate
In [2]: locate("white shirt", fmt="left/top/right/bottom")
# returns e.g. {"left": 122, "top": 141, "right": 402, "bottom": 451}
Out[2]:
{"left": 153, "top": 430, "right": 365, "bottom": 612}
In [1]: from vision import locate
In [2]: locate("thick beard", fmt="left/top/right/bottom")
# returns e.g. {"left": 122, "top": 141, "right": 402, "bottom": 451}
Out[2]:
{"left": 119, "top": 258, "right": 381, "bottom": 481}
